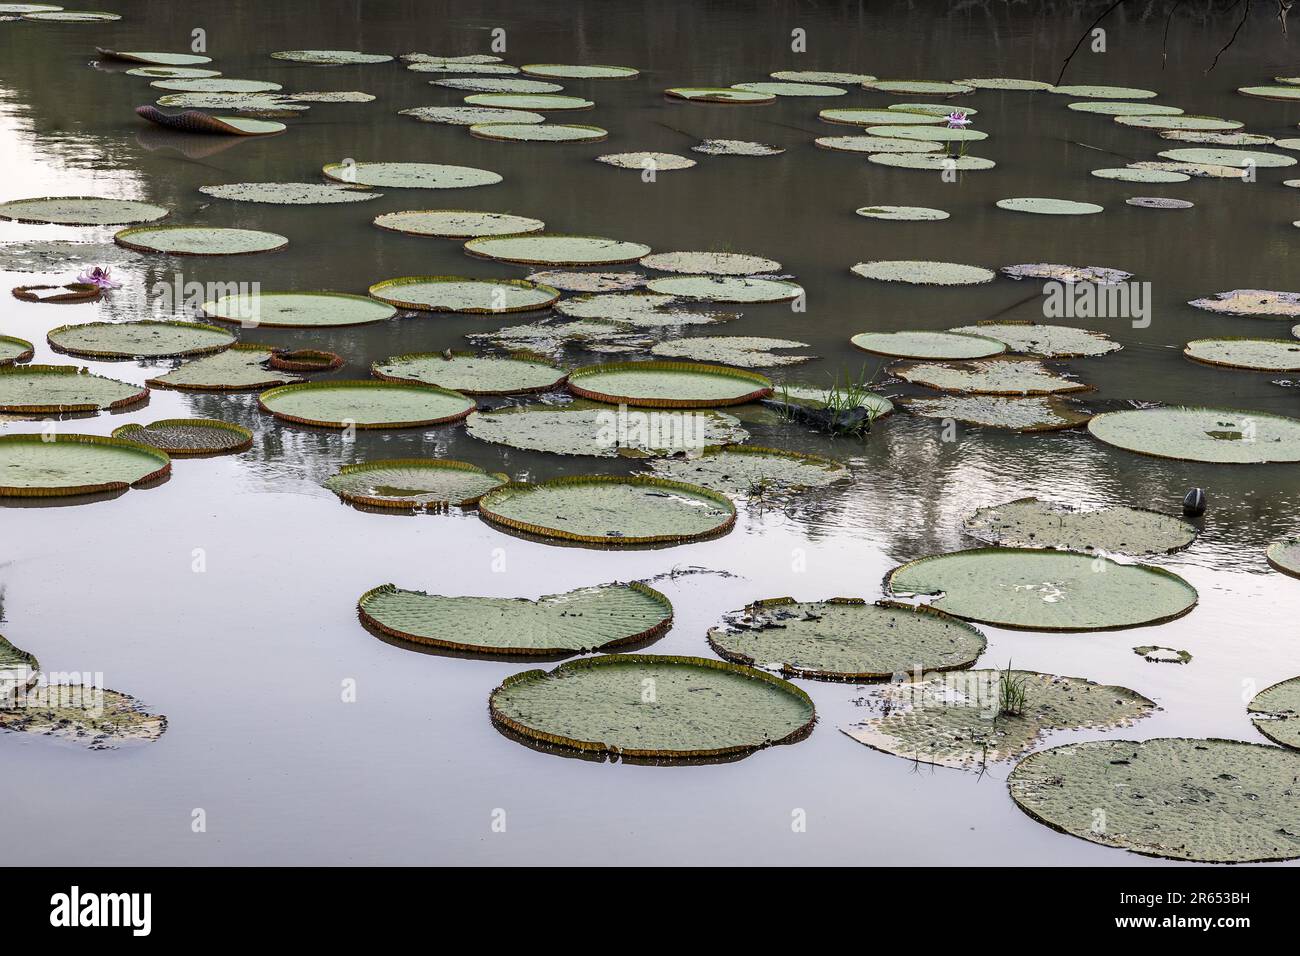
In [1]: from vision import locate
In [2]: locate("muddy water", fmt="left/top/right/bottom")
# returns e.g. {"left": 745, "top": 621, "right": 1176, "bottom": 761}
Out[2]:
{"left": 2, "top": 0, "right": 1299, "bottom": 865}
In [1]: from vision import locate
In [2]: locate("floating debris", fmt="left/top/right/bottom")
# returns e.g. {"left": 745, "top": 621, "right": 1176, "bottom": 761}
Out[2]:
{"left": 1001, "top": 263, "right": 1132, "bottom": 284}
{"left": 1133, "top": 645, "right": 1193, "bottom": 664}
{"left": 1188, "top": 289, "right": 1300, "bottom": 318}
{"left": 691, "top": 139, "right": 784, "bottom": 156}
{"left": 1126, "top": 196, "right": 1194, "bottom": 209}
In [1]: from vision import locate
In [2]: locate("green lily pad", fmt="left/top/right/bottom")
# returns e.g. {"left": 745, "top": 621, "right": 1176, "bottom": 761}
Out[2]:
{"left": 852, "top": 260, "right": 995, "bottom": 285}
{"left": 1157, "top": 147, "right": 1293, "bottom": 168}
{"left": 367, "top": 276, "right": 559, "bottom": 313}
{"left": 150, "top": 78, "right": 282, "bottom": 94}
{"left": 947, "top": 322, "right": 1121, "bottom": 358}
{"left": 818, "top": 136, "right": 943, "bottom": 154}
{"left": 639, "top": 251, "right": 780, "bottom": 276}
{"left": 322, "top": 161, "right": 501, "bottom": 189}
{"left": 888, "top": 103, "right": 979, "bottom": 116}
{"left": 360, "top": 581, "right": 670, "bottom": 654}
{"left": 258, "top": 380, "right": 475, "bottom": 429}
{"left": 731, "top": 81, "right": 845, "bottom": 97}
{"left": 372, "top": 209, "right": 544, "bottom": 238}
{"left": 1238, "top": 85, "right": 1300, "bottom": 101}
{"left": 963, "top": 497, "right": 1197, "bottom": 554}
{"left": 866, "top": 80, "right": 974, "bottom": 95}
{"left": 202, "top": 291, "right": 396, "bottom": 328}
{"left": 113, "top": 225, "right": 287, "bottom": 255}
{"left": 851, "top": 330, "right": 1004, "bottom": 360}
{"left": 1067, "top": 101, "right": 1182, "bottom": 115}
{"left": 887, "top": 547, "right": 1198, "bottom": 631}
{"left": 567, "top": 361, "right": 772, "bottom": 408}
{"left": 465, "top": 233, "right": 651, "bottom": 266}
{"left": 1162, "top": 130, "right": 1276, "bottom": 146}
{"left": 47, "top": 320, "right": 235, "bottom": 359}
{"left": 432, "top": 77, "right": 562, "bottom": 94}
{"left": 400, "top": 106, "right": 546, "bottom": 125}
{"left": 996, "top": 197, "right": 1104, "bottom": 215}
{"left": 650, "top": 336, "right": 811, "bottom": 368}
{"left": 0, "top": 633, "right": 38, "bottom": 702}
{"left": 466, "top": 401, "right": 746, "bottom": 458}
{"left": 855, "top": 204, "right": 949, "bottom": 219}
{"left": 466, "top": 318, "right": 654, "bottom": 353}
{"left": 844, "top": 670, "right": 1154, "bottom": 769}
{"left": 0, "top": 684, "right": 166, "bottom": 748}
{"left": 1127, "top": 196, "right": 1194, "bottom": 209}
{"left": 110, "top": 418, "right": 252, "bottom": 456}
{"left": 649, "top": 445, "right": 846, "bottom": 495}
{"left": 1248, "top": 677, "right": 1300, "bottom": 749}
{"left": 1088, "top": 405, "right": 1300, "bottom": 463}
{"left": 867, "top": 152, "right": 996, "bottom": 171}
{"left": 324, "top": 458, "right": 507, "bottom": 510}
{"left": 0, "top": 4, "right": 67, "bottom": 12}
{"left": 554, "top": 292, "right": 732, "bottom": 328}
{"left": 199, "top": 182, "right": 379, "bottom": 204}
{"left": 137, "top": 110, "right": 285, "bottom": 134}
{"left": 1116, "top": 114, "right": 1242, "bottom": 131}
{"left": 1090, "top": 167, "right": 1189, "bottom": 183}
{"left": 373, "top": 352, "right": 565, "bottom": 395}
{"left": 402, "top": 54, "right": 504, "bottom": 65}
{"left": 526, "top": 271, "right": 646, "bottom": 293}
{"left": 664, "top": 87, "right": 773, "bottom": 104}
{"left": 643, "top": 276, "right": 802, "bottom": 303}
{"left": 1188, "top": 289, "right": 1300, "bottom": 318}
{"left": 464, "top": 93, "right": 593, "bottom": 110}
{"left": 1266, "top": 536, "right": 1300, "bottom": 578}
{"left": 521, "top": 64, "right": 639, "bottom": 79}
{"left": 771, "top": 71, "right": 875, "bottom": 84}
{"left": 957, "top": 77, "right": 1053, "bottom": 91}
{"left": 892, "top": 357, "right": 1087, "bottom": 395}
{"left": 1184, "top": 338, "right": 1300, "bottom": 371}
{"left": 99, "top": 49, "right": 213, "bottom": 66}
{"left": 146, "top": 344, "right": 302, "bottom": 391}
{"left": 820, "top": 108, "right": 945, "bottom": 125}
{"left": 0, "top": 432, "right": 169, "bottom": 497}
{"left": 710, "top": 598, "right": 984, "bottom": 681}
{"left": 479, "top": 475, "right": 735, "bottom": 545}
{"left": 156, "top": 93, "right": 308, "bottom": 112}
{"left": 0, "top": 335, "right": 34, "bottom": 365}
{"left": 490, "top": 654, "right": 813, "bottom": 758}
{"left": 1051, "top": 84, "right": 1156, "bottom": 99}
{"left": 0, "top": 365, "right": 146, "bottom": 413}
{"left": 865, "top": 125, "right": 986, "bottom": 142}
{"left": 22, "top": 10, "right": 120, "bottom": 21}
{"left": 0, "top": 196, "right": 168, "bottom": 226}
{"left": 1001, "top": 263, "right": 1132, "bottom": 284}
{"left": 691, "top": 139, "right": 784, "bottom": 156}
{"left": 1009, "top": 738, "right": 1300, "bottom": 863}
{"left": 897, "top": 394, "right": 1092, "bottom": 431}
{"left": 270, "top": 50, "right": 393, "bottom": 64}
{"left": 284, "top": 92, "right": 374, "bottom": 103}
{"left": 595, "top": 151, "right": 697, "bottom": 171}
{"left": 469, "top": 123, "right": 606, "bottom": 142}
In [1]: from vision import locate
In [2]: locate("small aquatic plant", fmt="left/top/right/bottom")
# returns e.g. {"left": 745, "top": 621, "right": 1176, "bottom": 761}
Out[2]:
{"left": 997, "top": 663, "right": 1029, "bottom": 718}
{"left": 75, "top": 266, "right": 121, "bottom": 291}
{"left": 946, "top": 110, "right": 971, "bottom": 128}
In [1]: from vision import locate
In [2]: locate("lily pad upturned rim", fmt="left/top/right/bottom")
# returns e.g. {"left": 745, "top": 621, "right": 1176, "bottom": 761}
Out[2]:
{"left": 708, "top": 596, "right": 987, "bottom": 681}
{"left": 325, "top": 458, "right": 509, "bottom": 510}
{"left": 1183, "top": 337, "right": 1300, "bottom": 371}
{"left": 268, "top": 348, "right": 344, "bottom": 372}
{"left": 489, "top": 653, "right": 814, "bottom": 759}
{"left": 478, "top": 474, "right": 737, "bottom": 545}
{"left": 1087, "top": 404, "right": 1300, "bottom": 463}
{"left": 0, "top": 195, "right": 170, "bottom": 226}
{"left": 366, "top": 275, "right": 561, "bottom": 313}
{"left": 371, "top": 351, "right": 567, "bottom": 395}
{"left": 1265, "top": 537, "right": 1300, "bottom": 578}
{"left": 663, "top": 87, "right": 776, "bottom": 104}
{"left": 567, "top": 360, "right": 774, "bottom": 408}
{"left": 1247, "top": 675, "right": 1300, "bottom": 749}
{"left": 358, "top": 580, "right": 672, "bottom": 654}
{"left": 110, "top": 418, "right": 254, "bottom": 456}
{"left": 0, "top": 432, "right": 170, "bottom": 498}
{"left": 885, "top": 546, "right": 1199, "bottom": 632}
{"left": 46, "top": 319, "right": 236, "bottom": 359}
{"left": 0, "top": 364, "right": 149, "bottom": 413}
{"left": 112, "top": 224, "right": 289, "bottom": 256}
{"left": 0, "top": 334, "right": 35, "bottom": 365}
{"left": 257, "top": 379, "right": 476, "bottom": 430}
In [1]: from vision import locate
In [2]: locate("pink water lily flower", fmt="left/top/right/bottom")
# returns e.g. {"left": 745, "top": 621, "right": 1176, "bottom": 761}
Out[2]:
{"left": 946, "top": 110, "right": 971, "bottom": 128}
{"left": 76, "top": 266, "right": 121, "bottom": 291}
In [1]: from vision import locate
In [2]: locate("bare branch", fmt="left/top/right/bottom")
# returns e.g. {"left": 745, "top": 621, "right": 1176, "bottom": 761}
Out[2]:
{"left": 1055, "top": 0, "right": 1130, "bottom": 86}
{"left": 1206, "top": 0, "right": 1252, "bottom": 73}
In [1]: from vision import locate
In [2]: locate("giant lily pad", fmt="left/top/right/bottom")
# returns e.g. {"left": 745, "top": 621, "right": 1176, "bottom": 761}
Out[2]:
{"left": 855, "top": 203, "right": 948, "bottom": 218}
{"left": 649, "top": 445, "right": 845, "bottom": 494}
{"left": 1090, "top": 167, "right": 1189, "bottom": 183}
{"left": 479, "top": 475, "right": 735, "bottom": 545}
{"left": 947, "top": 322, "right": 1121, "bottom": 358}
{"left": 464, "top": 93, "right": 593, "bottom": 110}
{"left": 886, "top": 547, "right": 1198, "bottom": 631}
{"left": 324, "top": 458, "right": 507, "bottom": 509}
{"left": 202, "top": 291, "right": 396, "bottom": 328}
{"left": 852, "top": 260, "right": 995, "bottom": 285}
{"left": 0, "top": 336, "right": 34, "bottom": 365}
{"left": 0, "top": 684, "right": 166, "bottom": 748}
{"left": 709, "top": 598, "right": 984, "bottom": 681}
{"left": 0, "top": 432, "right": 169, "bottom": 497}
{"left": 866, "top": 80, "right": 973, "bottom": 95}
{"left": 199, "top": 182, "right": 379, "bottom": 204}
{"left": 996, "top": 197, "right": 1104, "bottom": 215}
{"left": 1157, "top": 147, "right": 1293, "bottom": 168}
{"left": 650, "top": 336, "right": 811, "bottom": 368}
{"left": 892, "top": 357, "right": 1086, "bottom": 395}
{"left": 322, "top": 161, "right": 501, "bottom": 189}
{"left": 22, "top": 10, "right": 120, "bottom": 21}
{"left": 521, "top": 64, "right": 639, "bottom": 79}
{"left": 1001, "top": 263, "right": 1132, "bottom": 284}
{"left": 1129, "top": 160, "right": 1242, "bottom": 179}
{"left": 466, "top": 401, "right": 746, "bottom": 458}
{"left": 1266, "top": 537, "right": 1300, "bottom": 578}
{"left": 731, "top": 81, "right": 844, "bottom": 97}
{"left": 640, "top": 251, "right": 780, "bottom": 276}
{"left": 1238, "top": 85, "right": 1300, "bottom": 101}
{"left": 1067, "top": 101, "right": 1182, "bottom": 115}
{"left": 400, "top": 106, "right": 546, "bottom": 125}
{"left": 156, "top": 93, "right": 308, "bottom": 112}
{"left": 1009, "top": 738, "right": 1300, "bottom": 863}
{"left": 820, "top": 108, "right": 944, "bottom": 125}
{"left": 864, "top": 125, "right": 986, "bottom": 143}
{"left": 1116, "top": 114, "right": 1242, "bottom": 131}
{"left": 818, "top": 136, "right": 943, "bottom": 154}
{"left": 432, "top": 77, "right": 562, "bottom": 94}
{"left": 1188, "top": 289, "right": 1300, "bottom": 318}
{"left": 1248, "top": 677, "right": 1300, "bottom": 749}
{"left": 465, "top": 233, "right": 650, "bottom": 266}
{"left": 643, "top": 276, "right": 802, "bottom": 303}
{"left": 851, "top": 330, "right": 1004, "bottom": 360}
{"left": 691, "top": 139, "right": 784, "bottom": 156}
{"left": 867, "top": 152, "right": 996, "bottom": 171}
{"left": 1161, "top": 130, "right": 1274, "bottom": 146}
{"left": 1051, "top": 85, "right": 1156, "bottom": 99}
{"left": 0, "top": 365, "right": 146, "bottom": 413}
{"left": 0, "top": 196, "right": 167, "bottom": 226}
{"left": 526, "top": 271, "right": 646, "bottom": 293}
{"left": 958, "top": 77, "right": 1053, "bottom": 91}
{"left": 489, "top": 654, "right": 813, "bottom": 758}
{"left": 1126, "top": 197, "right": 1194, "bottom": 209}
{"left": 664, "top": 87, "right": 773, "bottom": 104}
{"left": 270, "top": 50, "right": 392, "bottom": 64}
{"left": 150, "top": 78, "right": 282, "bottom": 93}
{"left": 844, "top": 670, "right": 1154, "bottom": 768}
{"left": 897, "top": 394, "right": 1092, "bottom": 431}
{"left": 1088, "top": 406, "right": 1300, "bottom": 463}
{"left": 567, "top": 361, "right": 772, "bottom": 408}
{"left": 146, "top": 344, "right": 302, "bottom": 391}
{"left": 963, "top": 497, "right": 1197, "bottom": 554}
{"left": 595, "top": 152, "right": 697, "bottom": 171}
{"left": 469, "top": 123, "right": 606, "bottom": 142}
{"left": 97, "top": 49, "right": 212, "bottom": 66}
{"left": 372, "top": 209, "right": 544, "bottom": 238}
{"left": 772, "top": 71, "right": 875, "bottom": 84}
{"left": 1184, "top": 338, "right": 1300, "bottom": 371}
{"left": 47, "top": 320, "right": 234, "bottom": 359}
{"left": 111, "top": 418, "right": 252, "bottom": 456}
{"left": 554, "top": 291, "right": 730, "bottom": 327}
{"left": 258, "top": 380, "right": 475, "bottom": 429}
{"left": 367, "top": 276, "right": 559, "bottom": 313}
{"left": 113, "top": 225, "right": 287, "bottom": 256}
{"left": 360, "top": 582, "right": 671, "bottom": 654}
{"left": 373, "top": 352, "right": 565, "bottom": 395}
{"left": 0, "top": 633, "right": 38, "bottom": 702}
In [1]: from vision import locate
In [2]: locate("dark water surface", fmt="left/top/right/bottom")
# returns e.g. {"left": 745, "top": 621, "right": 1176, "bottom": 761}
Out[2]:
{"left": 3, "top": 1, "right": 1300, "bottom": 865}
